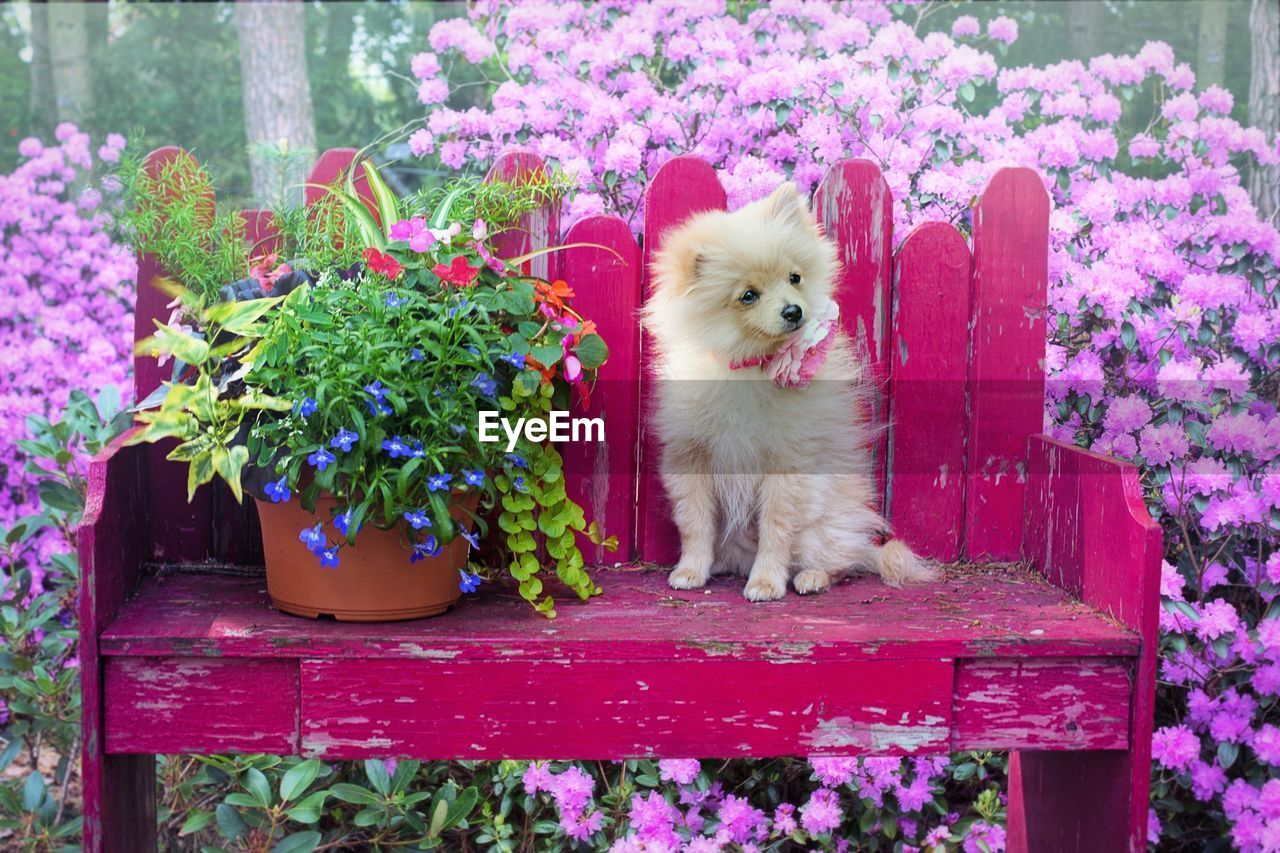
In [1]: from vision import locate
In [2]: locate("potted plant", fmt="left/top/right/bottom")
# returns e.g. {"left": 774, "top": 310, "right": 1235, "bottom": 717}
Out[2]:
{"left": 117, "top": 150, "right": 612, "bottom": 619}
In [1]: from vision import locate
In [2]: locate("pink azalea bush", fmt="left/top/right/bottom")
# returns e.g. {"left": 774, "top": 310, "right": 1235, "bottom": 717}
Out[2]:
{"left": 412, "top": 1, "right": 1280, "bottom": 848}
{"left": 0, "top": 125, "right": 135, "bottom": 574}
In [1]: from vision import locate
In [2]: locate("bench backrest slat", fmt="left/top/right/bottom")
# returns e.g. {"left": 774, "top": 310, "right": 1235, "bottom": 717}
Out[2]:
{"left": 814, "top": 159, "right": 895, "bottom": 496}
{"left": 888, "top": 222, "right": 973, "bottom": 562}
{"left": 131, "top": 147, "right": 1049, "bottom": 566}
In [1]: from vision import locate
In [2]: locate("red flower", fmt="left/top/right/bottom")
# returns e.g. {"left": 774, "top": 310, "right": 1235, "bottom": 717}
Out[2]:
{"left": 433, "top": 255, "right": 481, "bottom": 288}
{"left": 363, "top": 247, "right": 403, "bottom": 280}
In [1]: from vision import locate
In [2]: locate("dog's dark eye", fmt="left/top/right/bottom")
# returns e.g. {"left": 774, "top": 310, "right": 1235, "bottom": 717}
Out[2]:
{"left": 739, "top": 289, "right": 759, "bottom": 305}
{"left": 789, "top": 273, "right": 802, "bottom": 286}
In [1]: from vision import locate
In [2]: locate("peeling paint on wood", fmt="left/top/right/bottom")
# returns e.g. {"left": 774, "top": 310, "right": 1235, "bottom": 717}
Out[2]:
{"left": 300, "top": 658, "right": 952, "bottom": 759}
{"left": 953, "top": 658, "right": 1130, "bottom": 750}
{"left": 887, "top": 222, "right": 971, "bottom": 561}
{"left": 637, "top": 155, "right": 727, "bottom": 565}
{"left": 101, "top": 566, "right": 1139, "bottom": 663}
{"left": 965, "top": 168, "right": 1049, "bottom": 561}
{"left": 104, "top": 657, "right": 299, "bottom": 754}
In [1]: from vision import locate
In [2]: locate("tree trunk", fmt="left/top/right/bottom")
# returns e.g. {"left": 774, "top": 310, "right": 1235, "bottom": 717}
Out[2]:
{"left": 1197, "top": 0, "right": 1228, "bottom": 90}
{"left": 46, "top": 1, "right": 93, "bottom": 124}
{"left": 1250, "top": 0, "right": 1279, "bottom": 221}
{"left": 27, "top": 2, "right": 55, "bottom": 137}
{"left": 235, "top": 0, "right": 317, "bottom": 207}
{"left": 1065, "top": 0, "right": 1104, "bottom": 62}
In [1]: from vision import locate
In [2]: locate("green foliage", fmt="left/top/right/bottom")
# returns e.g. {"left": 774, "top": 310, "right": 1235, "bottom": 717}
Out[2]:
{"left": 112, "top": 145, "right": 253, "bottom": 301}
{"left": 415, "top": 171, "right": 578, "bottom": 233}
{"left": 0, "top": 389, "right": 130, "bottom": 851}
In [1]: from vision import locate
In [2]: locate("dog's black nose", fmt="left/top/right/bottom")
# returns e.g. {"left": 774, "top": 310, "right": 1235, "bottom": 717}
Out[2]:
{"left": 781, "top": 304, "right": 803, "bottom": 324}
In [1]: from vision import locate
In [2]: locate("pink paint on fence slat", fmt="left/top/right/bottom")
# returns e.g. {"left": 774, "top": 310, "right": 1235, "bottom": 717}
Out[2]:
{"left": 559, "top": 215, "right": 643, "bottom": 563}
{"left": 300, "top": 657, "right": 953, "bottom": 759}
{"left": 887, "top": 223, "right": 972, "bottom": 561}
{"left": 964, "top": 168, "right": 1049, "bottom": 561}
{"left": 78, "top": 437, "right": 155, "bottom": 852}
{"left": 814, "top": 159, "right": 894, "bottom": 501}
{"left": 105, "top": 657, "right": 299, "bottom": 754}
{"left": 136, "top": 148, "right": 213, "bottom": 563}
{"left": 1011, "top": 437, "right": 1163, "bottom": 853}
{"left": 305, "top": 147, "right": 375, "bottom": 214}
{"left": 637, "top": 155, "right": 727, "bottom": 565}
{"left": 485, "top": 150, "right": 561, "bottom": 279}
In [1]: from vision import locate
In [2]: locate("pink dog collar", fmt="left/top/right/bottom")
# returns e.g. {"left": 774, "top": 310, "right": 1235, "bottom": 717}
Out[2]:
{"left": 729, "top": 299, "right": 840, "bottom": 388}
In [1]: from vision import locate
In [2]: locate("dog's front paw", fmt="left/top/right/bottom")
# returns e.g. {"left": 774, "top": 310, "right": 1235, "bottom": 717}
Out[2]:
{"left": 668, "top": 565, "right": 709, "bottom": 590}
{"left": 743, "top": 575, "right": 786, "bottom": 601}
{"left": 792, "top": 569, "right": 831, "bottom": 595}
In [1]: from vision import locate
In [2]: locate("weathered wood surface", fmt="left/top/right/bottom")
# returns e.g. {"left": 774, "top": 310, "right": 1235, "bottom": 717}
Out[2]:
{"left": 78, "top": 435, "right": 156, "bottom": 852}
{"left": 952, "top": 659, "right": 1130, "bottom": 751}
{"left": 965, "top": 168, "right": 1049, "bottom": 562}
{"left": 887, "top": 222, "right": 972, "bottom": 561}
{"left": 559, "top": 215, "right": 643, "bottom": 564}
{"left": 300, "top": 658, "right": 954, "bottom": 759}
{"left": 814, "top": 159, "right": 894, "bottom": 499}
{"left": 101, "top": 565, "right": 1136, "bottom": 662}
{"left": 98, "top": 566, "right": 1137, "bottom": 758}
{"left": 1009, "top": 437, "right": 1163, "bottom": 853}
{"left": 637, "top": 155, "right": 727, "bottom": 566}
{"left": 104, "top": 658, "right": 299, "bottom": 754}
{"left": 485, "top": 149, "right": 561, "bottom": 280}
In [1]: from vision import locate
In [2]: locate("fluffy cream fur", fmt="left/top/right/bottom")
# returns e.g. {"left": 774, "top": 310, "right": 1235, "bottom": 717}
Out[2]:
{"left": 643, "top": 183, "right": 938, "bottom": 601}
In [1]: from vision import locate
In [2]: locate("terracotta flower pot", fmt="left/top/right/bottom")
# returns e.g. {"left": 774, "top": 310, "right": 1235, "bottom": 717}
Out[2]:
{"left": 255, "top": 493, "right": 477, "bottom": 622}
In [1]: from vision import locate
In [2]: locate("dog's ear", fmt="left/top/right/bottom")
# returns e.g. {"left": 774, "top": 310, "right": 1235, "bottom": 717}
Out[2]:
{"left": 763, "top": 182, "right": 809, "bottom": 228}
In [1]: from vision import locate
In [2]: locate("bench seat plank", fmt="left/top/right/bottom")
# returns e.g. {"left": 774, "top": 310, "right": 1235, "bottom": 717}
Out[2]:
{"left": 100, "top": 567, "right": 1136, "bottom": 662}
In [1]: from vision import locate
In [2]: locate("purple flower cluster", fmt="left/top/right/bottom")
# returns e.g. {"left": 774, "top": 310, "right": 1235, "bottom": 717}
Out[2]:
{"left": 1, "top": 125, "right": 134, "bottom": 578}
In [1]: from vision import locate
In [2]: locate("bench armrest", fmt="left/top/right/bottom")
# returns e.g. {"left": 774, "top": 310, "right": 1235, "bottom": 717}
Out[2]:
{"left": 1022, "top": 435, "right": 1162, "bottom": 637}
{"left": 79, "top": 430, "right": 150, "bottom": 644}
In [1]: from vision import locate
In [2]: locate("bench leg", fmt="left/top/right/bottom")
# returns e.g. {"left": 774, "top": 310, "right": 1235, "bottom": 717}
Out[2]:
{"left": 82, "top": 749, "right": 156, "bottom": 852}
{"left": 1007, "top": 749, "right": 1146, "bottom": 853}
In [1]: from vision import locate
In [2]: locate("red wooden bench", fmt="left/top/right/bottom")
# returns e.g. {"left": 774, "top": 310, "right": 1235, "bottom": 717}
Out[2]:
{"left": 79, "top": 148, "right": 1162, "bottom": 852}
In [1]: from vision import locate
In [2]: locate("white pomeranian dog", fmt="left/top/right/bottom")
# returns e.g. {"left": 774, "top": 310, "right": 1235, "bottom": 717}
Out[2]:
{"left": 643, "top": 183, "right": 937, "bottom": 601}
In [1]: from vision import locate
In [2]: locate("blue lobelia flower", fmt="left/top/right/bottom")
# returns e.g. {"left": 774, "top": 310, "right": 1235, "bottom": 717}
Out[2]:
{"left": 410, "top": 348, "right": 425, "bottom": 361}
{"left": 385, "top": 292, "right": 407, "bottom": 308}
{"left": 295, "top": 397, "right": 319, "bottom": 417}
{"left": 404, "top": 509, "right": 432, "bottom": 530}
{"left": 460, "top": 528, "right": 480, "bottom": 549}
{"left": 410, "top": 536, "right": 441, "bottom": 563}
{"left": 265, "top": 476, "right": 292, "bottom": 503}
{"left": 364, "top": 381, "right": 393, "bottom": 416}
{"left": 450, "top": 423, "right": 466, "bottom": 435}
{"left": 330, "top": 429, "right": 358, "bottom": 453}
{"left": 462, "top": 469, "right": 485, "bottom": 487}
{"left": 504, "top": 453, "right": 528, "bottom": 469}
{"left": 382, "top": 435, "right": 410, "bottom": 458}
{"left": 299, "top": 523, "right": 325, "bottom": 552}
{"left": 308, "top": 447, "right": 336, "bottom": 472}
{"left": 318, "top": 546, "right": 340, "bottom": 568}
{"left": 427, "top": 472, "right": 453, "bottom": 492}
{"left": 513, "top": 476, "right": 529, "bottom": 493}
{"left": 335, "top": 507, "right": 360, "bottom": 538}
{"left": 500, "top": 351, "right": 526, "bottom": 369}
{"left": 458, "top": 570, "right": 481, "bottom": 594}
{"left": 407, "top": 438, "right": 427, "bottom": 459}
{"left": 471, "top": 373, "right": 497, "bottom": 397}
